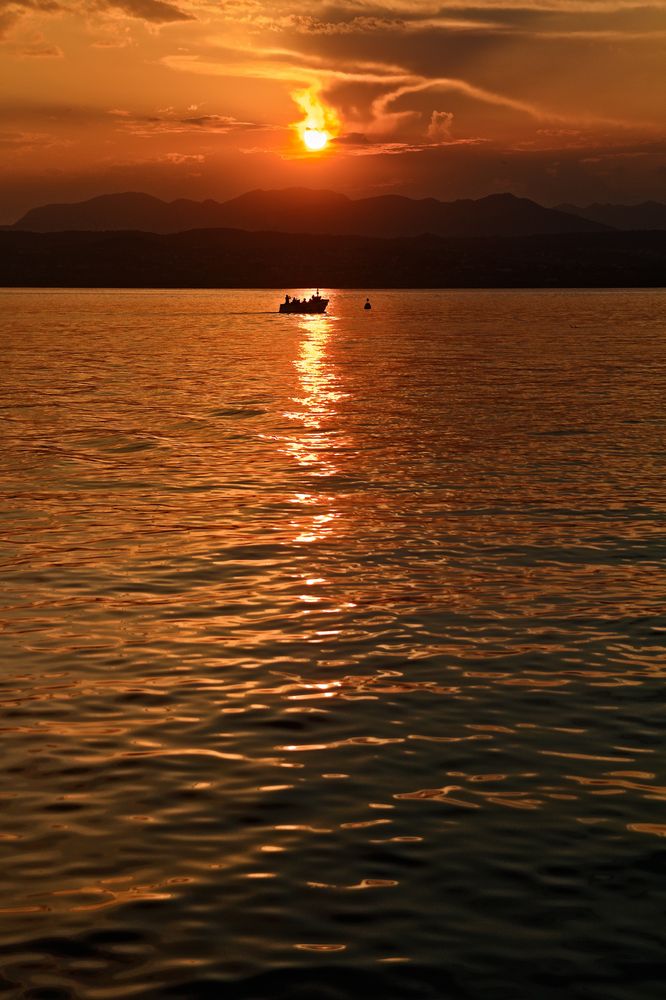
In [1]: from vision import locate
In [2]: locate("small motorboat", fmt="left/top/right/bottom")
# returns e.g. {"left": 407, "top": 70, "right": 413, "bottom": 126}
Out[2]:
{"left": 279, "top": 290, "right": 329, "bottom": 314}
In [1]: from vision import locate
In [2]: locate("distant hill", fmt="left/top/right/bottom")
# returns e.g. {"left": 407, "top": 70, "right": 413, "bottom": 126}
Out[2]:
{"left": 557, "top": 201, "right": 666, "bottom": 231}
{"left": 1, "top": 228, "right": 664, "bottom": 289}
{"left": 11, "top": 188, "right": 610, "bottom": 238}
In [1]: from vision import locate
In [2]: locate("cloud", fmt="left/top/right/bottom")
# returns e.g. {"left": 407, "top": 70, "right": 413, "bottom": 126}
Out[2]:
{"left": 0, "top": 0, "right": 63, "bottom": 10}
{"left": 160, "top": 28, "right": 653, "bottom": 146}
{"left": 14, "top": 39, "right": 62, "bottom": 54}
{"left": 0, "top": 127, "right": 70, "bottom": 153}
{"left": 358, "top": 1, "right": 666, "bottom": 10}
{"left": 161, "top": 46, "right": 410, "bottom": 88}
{"left": 334, "top": 131, "right": 372, "bottom": 145}
{"left": 237, "top": 13, "right": 503, "bottom": 35}
{"left": 0, "top": 129, "right": 44, "bottom": 146}
{"left": 99, "top": 0, "right": 194, "bottom": 23}
{"left": 0, "top": 12, "right": 16, "bottom": 36}
{"left": 330, "top": 130, "right": 486, "bottom": 157}
{"left": 0, "top": 0, "right": 63, "bottom": 37}
{"left": 115, "top": 109, "right": 269, "bottom": 135}
{"left": 160, "top": 151, "right": 204, "bottom": 163}
{"left": 581, "top": 150, "right": 648, "bottom": 163}
{"left": 369, "top": 78, "right": 547, "bottom": 137}
{"left": 427, "top": 110, "right": 454, "bottom": 140}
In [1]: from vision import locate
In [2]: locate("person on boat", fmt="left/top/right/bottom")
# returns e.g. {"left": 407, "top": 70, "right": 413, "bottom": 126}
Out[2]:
{"left": 364, "top": 297, "right": 372, "bottom": 310}
{"left": 285, "top": 294, "right": 291, "bottom": 304}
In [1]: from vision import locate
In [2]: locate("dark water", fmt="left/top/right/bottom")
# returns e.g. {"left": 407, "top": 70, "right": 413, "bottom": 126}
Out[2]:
{"left": 0, "top": 289, "right": 664, "bottom": 1000}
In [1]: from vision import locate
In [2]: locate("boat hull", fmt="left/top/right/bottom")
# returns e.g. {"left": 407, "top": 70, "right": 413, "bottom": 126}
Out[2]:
{"left": 279, "top": 300, "right": 329, "bottom": 314}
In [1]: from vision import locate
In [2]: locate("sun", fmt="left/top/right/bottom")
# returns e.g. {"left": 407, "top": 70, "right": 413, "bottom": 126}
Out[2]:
{"left": 291, "top": 88, "right": 339, "bottom": 154}
{"left": 303, "top": 128, "right": 329, "bottom": 152}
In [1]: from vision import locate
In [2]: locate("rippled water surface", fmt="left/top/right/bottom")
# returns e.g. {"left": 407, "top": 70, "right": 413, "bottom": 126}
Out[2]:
{"left": 0, "top": 288, "right": 665, "bottom": 1000}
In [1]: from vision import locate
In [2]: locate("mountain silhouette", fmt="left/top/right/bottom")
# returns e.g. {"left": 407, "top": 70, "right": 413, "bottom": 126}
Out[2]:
{"left": 556, "top": 201, "right": 666, "bottom": 231}
{"left": 12, "top": 188, "right": 611, "bottom": 238}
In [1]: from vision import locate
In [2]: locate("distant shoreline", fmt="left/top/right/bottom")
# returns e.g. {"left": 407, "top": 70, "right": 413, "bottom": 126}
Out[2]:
{"left": 1, "top": 228, "right": 665, "bottom": 289}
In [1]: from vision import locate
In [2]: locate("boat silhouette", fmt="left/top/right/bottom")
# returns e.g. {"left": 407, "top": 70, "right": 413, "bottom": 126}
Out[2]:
{"left": 279, "top": 290, "right": 328, "bottom": 314}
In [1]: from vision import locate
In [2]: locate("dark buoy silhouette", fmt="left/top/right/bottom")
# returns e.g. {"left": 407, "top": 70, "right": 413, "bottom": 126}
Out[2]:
{"left": 364, "top": 298, "right": 372, "bottom": 310}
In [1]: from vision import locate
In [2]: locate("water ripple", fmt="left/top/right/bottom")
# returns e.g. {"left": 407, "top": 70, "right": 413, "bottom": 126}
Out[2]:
{"left": 0, "top": 289, "right": 664, "bottom": 999}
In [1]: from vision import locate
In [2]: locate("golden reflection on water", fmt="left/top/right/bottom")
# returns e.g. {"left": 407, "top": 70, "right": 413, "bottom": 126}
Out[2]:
{"left": 283, "top": 316, "right": 347, "bottom": 545}
{"left": 280, "top": 316, "right": 359, "bottom": 628}
{"left": 286, "top": 315, "right": 346, "bottom": 440}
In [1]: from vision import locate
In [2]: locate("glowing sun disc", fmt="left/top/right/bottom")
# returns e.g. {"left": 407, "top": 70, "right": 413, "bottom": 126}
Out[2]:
{"left": 303, "top": 128, "right": 328, "bottom": 152}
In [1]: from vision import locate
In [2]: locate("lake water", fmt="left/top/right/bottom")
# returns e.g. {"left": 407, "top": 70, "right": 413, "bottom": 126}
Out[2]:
{"left": 0, "top": 289, "right": 664, "bottom": 1000}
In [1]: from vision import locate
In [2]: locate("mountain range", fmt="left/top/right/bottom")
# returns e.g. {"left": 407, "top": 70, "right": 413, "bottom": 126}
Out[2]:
{"left": 10, "top": 188, "right": 618, "bottom": 239}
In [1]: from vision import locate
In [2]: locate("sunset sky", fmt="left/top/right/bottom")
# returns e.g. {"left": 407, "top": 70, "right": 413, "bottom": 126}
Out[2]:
{"left": 2, "top": 0, "right": 665, "bottom": 221}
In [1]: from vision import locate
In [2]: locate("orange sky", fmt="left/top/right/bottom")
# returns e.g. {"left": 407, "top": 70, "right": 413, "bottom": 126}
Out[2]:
{"left": 1, "top": 1, "right": 665, "bottom": 220}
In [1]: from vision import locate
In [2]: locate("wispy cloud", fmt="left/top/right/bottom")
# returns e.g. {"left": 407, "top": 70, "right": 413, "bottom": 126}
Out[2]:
{"left": 370, "top": 78, "right": 547, "bottom": 133}
{"left": 12, "top": 39, "right": 63, "bottom": 54}
{"left": 161, "top": 45, "right": 411, "bottom": 87}
{"left": 236, "top": 13, "right": 503, "bottom": 35}
{"left": 0, "top": 127, "right": 71, "bottom": 153}
{"left": 115, "top": 109, "right": 270, "bottom": 135}
{"left": 159, "top": 151, "right": 204, "bottom": 163}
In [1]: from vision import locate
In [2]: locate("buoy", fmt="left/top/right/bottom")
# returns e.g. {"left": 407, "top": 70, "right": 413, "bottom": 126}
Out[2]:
{"left": 364, "top": 298, "right": 371, "bottom": 310}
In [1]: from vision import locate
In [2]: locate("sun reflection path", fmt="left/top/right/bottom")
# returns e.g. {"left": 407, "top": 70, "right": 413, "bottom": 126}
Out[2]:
{"left": 274, "top": 314, "right": 361, "bottom": 638}
{"left": 283, "top": 315, "right": 346, "bottom": 459}
{"left": 282, "top": 315, "right": 348, "bottom": 547}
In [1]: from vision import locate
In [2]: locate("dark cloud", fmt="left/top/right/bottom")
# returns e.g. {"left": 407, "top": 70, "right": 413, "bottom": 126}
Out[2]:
{"left": 0, "top": 1, "right": 64, "bottom": 9}
{"left": 0, "top": 101, "right": 123, "bottom": 124}
{"left": 0, "top": 11, "right": 18, "bottom": 35}
{"left": 0, "top": 0, "right": 64, "bottom": 37}
{"left": 334, "top": 131, "right": 372, "bottom": 145}
{"left": 180, "top": 114, "right": 259, "bottom": 129}
{"left": 118, "top": 111, "right": 269, "bottom": 134}
{"left": 0, "top": 0, "right": 195, "bottom": 38}
{"left": 102, "top": 0, "right": 194, "bottom": 22}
